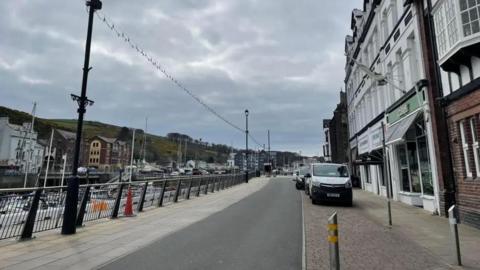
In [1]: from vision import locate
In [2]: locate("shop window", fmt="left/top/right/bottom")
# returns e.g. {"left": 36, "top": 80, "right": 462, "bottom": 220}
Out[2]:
{"left": 365, "top": 165, "right": 371, "bottom": 183}
{"left": 418, "top": 136, "right": 434, "bottom": 195}
{"left": 470, "top": 117, "right": 480, "bottom": 177}
{"left": 398, "top": 144, "right": 410, "bottom": 191}
{"left": 459, "top": 120, "right": 473, "bottom": 177}
{"left": 407, "top": 142, "right": 422, "bottom": 192}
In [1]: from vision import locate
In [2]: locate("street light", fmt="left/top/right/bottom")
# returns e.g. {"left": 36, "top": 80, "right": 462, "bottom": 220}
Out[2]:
{"left": 62, "top": 0, "right": 102, "bottom": 235}
{"left": 245, "top": 109, "right": 249, "bottom": 183}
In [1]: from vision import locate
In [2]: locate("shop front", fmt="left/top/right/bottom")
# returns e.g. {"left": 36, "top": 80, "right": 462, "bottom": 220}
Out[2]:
{"left": 385, "top": 90, "right": 438, "bottom": 212}
{"left": 355, "top": 121, "right": 386, "bottom": 197}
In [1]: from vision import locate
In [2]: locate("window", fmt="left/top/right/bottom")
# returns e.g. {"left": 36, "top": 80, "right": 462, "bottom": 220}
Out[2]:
{"left": 365, "top": 165, "right": 371, "bottom": 183}
{"left": 459, "top": 0, "right": 480, "bottom": 36}
{"left": 459, "top": 120, "right": 472, "bottom": 177}
{"left": 470, "top": 117, "right": 480, "bottom": 176}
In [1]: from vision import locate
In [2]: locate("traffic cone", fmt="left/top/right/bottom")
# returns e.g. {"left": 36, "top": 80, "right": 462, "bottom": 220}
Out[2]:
{"left": 124, "top": 186, "right": 134, "bottom": 217}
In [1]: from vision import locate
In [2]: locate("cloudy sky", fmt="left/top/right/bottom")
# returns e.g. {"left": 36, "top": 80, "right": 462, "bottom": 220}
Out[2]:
{"left": 0, "top": 0, "right": 361, "bottom": 156}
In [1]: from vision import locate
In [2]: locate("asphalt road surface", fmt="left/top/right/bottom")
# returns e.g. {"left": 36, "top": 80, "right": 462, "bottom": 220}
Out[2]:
{"left": 100, "top": 176, "right": 303, "bottom": 270}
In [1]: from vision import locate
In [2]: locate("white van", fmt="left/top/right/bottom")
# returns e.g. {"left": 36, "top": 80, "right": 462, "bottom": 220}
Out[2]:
{"left": 306, "top": 163, "right": 352, "bottom": 206}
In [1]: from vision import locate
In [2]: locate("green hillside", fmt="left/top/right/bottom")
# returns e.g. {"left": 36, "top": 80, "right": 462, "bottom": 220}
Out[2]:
{"left": 0, "top": 106, "right": 229, "bottom": 164}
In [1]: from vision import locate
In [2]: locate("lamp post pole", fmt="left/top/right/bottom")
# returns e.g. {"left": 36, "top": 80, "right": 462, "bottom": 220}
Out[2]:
{"left": 245, "top": 109, "right": 249, "bottom": 183}
{"left": 62, "top": 0, "right": 102, "bottom": 235}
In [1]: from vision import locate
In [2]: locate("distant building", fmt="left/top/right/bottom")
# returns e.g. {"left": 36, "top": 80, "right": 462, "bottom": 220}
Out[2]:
{"left": 0, "top": 117, "right": 44, "bottom": 173}
{"left": 322, "top": 120, "right": 331, "bottom": 162}
{"left": 323, "top": 92, "right": 348, "bottom": 164}
{"left": 86, "top": 136, "right": 130, "bottom": 172}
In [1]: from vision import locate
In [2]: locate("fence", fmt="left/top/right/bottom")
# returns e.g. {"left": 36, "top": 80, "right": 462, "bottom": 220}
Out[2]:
{"left": 0, "top": 172, "right": 254, "bottom": 241}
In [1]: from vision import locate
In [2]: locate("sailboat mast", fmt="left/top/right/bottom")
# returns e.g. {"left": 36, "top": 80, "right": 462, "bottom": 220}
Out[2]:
{"left": 23, "top": 102, "right": 37, "bottom": 188}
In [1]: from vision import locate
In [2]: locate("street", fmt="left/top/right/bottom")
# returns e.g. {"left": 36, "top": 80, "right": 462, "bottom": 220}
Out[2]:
{"left": 100, "top": 176, "right": 303, "bottom": 270}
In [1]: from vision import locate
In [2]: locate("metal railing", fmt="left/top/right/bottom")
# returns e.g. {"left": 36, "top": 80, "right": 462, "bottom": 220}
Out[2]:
{"left": 0, "top": 173, "right": 254, "bottom": 241}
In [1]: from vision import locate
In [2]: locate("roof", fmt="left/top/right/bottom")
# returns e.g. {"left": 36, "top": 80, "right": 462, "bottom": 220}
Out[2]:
{"left": 96, "top": 136, "right": 117, "bottom": 144}
{"left": 56, "top": 129, "right": 76, "bottom": 140}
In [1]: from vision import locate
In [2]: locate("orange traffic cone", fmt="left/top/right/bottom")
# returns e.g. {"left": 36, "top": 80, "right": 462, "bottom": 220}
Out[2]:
{"left": 124, "top": 186, "right": 134, "bottom": 217}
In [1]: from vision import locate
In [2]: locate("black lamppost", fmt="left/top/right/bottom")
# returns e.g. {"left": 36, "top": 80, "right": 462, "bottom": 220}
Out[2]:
{"left": 245, "top": 109, "right": 249, "bottom": 183}
{"left": 62, "top": 0, "right": 102, "bottom": 235}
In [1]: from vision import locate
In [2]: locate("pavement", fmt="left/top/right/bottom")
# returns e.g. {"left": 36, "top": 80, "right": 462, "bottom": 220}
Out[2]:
{"left": 303, "top": 188, "right": 480, "bottom": 270}
{"left": 0, "top": 177, "right": 271, "bottom": 270}
{"left": 99, "top": 176, "right": 303, "bottom": 270}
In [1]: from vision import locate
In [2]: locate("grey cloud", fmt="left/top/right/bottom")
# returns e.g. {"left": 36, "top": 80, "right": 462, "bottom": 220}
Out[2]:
{"left": 0, "top": 0, "right": 362, "bottom": 156}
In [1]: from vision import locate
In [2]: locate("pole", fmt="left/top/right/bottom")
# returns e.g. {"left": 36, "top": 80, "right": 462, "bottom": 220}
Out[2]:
{"left": 43, "top": 129, "right": 54, "bottom": 188}
{"left": 448, "top": 205, "right": 462, "bottom": 265}
{"left": 328, "top": 212, "right": 340, "bottom": 270}
{"left": 61, "top": 154, "right": 67, "bottom": 186}
{"left": 62, "top": 0, "right": 102, "bottom": 235}
{"left": 23, "top": 102, "right": 36, "bottom": 188}
{"left": 129, "top": 129, "right": 135, "bottom": 183}
{"left": 382, "top": 121, "right": 392, "bottom": 226}
{"left": 245, "top": 109, "right": 249, "bottom": 183}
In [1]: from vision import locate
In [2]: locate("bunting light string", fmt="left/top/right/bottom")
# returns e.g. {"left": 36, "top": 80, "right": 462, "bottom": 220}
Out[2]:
{"left": 94, "top": 10, "right": 265, "bottom": 148}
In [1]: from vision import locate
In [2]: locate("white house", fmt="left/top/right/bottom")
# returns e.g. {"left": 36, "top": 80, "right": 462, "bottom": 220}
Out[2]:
{"left": 345, "top": 0, "right": 441, "bottom": 213}
{"left": 0, "top": 117, "right": 44, "bottom": 173}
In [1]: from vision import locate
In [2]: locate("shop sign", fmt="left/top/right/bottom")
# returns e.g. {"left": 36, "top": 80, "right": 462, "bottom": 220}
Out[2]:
{"left": 371, "top": 127, "right": 382, "bottom": 150}
{"left": 387, "top": 89, "right": 423, "bottom": 124}
{"left": 358, "top": 134, "right": 369, "bottom": 154}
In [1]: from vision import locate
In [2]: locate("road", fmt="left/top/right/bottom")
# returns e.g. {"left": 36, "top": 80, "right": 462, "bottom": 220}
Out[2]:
{"left": 100, "top": 176, "right": 303, "bottom": 270}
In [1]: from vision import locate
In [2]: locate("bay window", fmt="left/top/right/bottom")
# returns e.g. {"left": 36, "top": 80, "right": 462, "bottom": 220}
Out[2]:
{"left": 434, "top": 0, "right": 480, "bottom": 60}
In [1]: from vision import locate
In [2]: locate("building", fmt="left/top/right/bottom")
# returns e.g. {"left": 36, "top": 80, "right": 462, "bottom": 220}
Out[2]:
{"left": 322, "top": 120, "right": 331, "bottom": 161}
{"left": 323, "top": 92, "right": 349, "bottom": 163}
{"left": 427, "top": 0, "right": 480, "bottom": 227}
{"left": 86, "top": 136, "right": 130, "bottom": 172}
{"left": 345, "top": 0, "right": 441, "bottom": 213}
{"left": 0, "top": 117, "right": 44, "bottom": 173}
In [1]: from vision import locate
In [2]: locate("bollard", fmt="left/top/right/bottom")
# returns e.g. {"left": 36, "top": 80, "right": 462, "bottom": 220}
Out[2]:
{"left": 448, "top": 205, "right": 462, "bottom": 266}
{"left": 328, "top": 212, "right": 340, "bottom": 270}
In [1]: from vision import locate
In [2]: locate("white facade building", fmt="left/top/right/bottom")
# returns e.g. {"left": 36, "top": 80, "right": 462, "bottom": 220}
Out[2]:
{"left": 0, "top": 117, "right": 44, "bottom": 173}
{"left": 345, "top": 0, "right": 441, "bottom": 213}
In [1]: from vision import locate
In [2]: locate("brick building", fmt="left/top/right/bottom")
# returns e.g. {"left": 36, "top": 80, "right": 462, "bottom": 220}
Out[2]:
{"left": 86, "top": 136, "right": 130, "bottom": 172}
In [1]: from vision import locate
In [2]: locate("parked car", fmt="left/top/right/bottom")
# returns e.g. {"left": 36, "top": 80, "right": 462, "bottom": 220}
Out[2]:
{"left": 294, "top": 166, "right": 310, "bottom": 192}
{"left": 307, "top": 163, "right": 352, "bottom": 206}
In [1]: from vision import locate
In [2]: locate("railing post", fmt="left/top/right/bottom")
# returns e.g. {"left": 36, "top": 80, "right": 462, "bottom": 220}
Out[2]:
{"left": 448, "top": 205, "right": 462, "bottom": 266}
{"left": 19, "top": 189, "right": 42, "bottom": 240}
{"left": 186, "top": 179, "right": 193, "bottom": 200}
{"left": 76, "top": 186, "right": 90, "bottom": 227}
{"left": 328, "top": 212, "right": 340, "bottom": 270}
{"left": 137, "top": 182, "right": 149, "bottom": 212}
{"left": 216, "top": 177, "right": 221, "bottom": 191}
{"left": 221, "top": 177, "right": 226, "bottom": 190}
{"left": 211, "top": 178, "right": 216, "bottom": 193}
{"left": 205, "top": 178, "right": 209, "bottom": 195}
{"left": 174, "top": 179, "right": 182, "bottom": 203}
{"left": 196, "top": 179, "right": 202, "bottom": 197}
{"left": 158, "top": 180, "right": 167, "bottom": 207}
{"left": 111, "top": 183, "right": 125, "bottom": 219}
